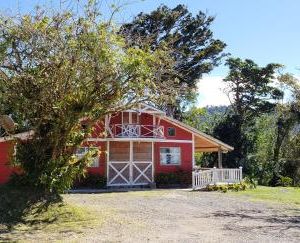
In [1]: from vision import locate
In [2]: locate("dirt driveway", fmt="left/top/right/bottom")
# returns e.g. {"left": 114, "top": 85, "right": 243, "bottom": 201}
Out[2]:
{"left": 62, "top": 189, "right": 300, "bottom": 242}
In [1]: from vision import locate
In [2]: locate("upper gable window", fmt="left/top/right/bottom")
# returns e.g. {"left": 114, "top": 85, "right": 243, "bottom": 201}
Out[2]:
{"left": 131, "top": 112, "right": 139, "bottom": 124}
{"left": 167, "top": 127, "right": 176, "bottom": 136}
{"left": 122, "top": 112, "right": 129, "bottom": 124}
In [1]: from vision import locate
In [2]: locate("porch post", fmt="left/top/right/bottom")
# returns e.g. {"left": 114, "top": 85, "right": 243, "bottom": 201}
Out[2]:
{"left": 192, "top": 134, "right": 195, "bottom": 168}
{"left": 106, "top": 141, "right": 110, "bottom": 186}
{"left": 130, "top": 141, "right": 133, "bottom": 184}
{"left": 218, "top": 148, "right": 222, "bottom": 168}
{"left": 152, "top": 142, "right": 155, "bottom": 182}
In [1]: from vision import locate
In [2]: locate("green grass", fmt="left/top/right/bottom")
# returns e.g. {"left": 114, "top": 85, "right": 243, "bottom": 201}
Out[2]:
{"left": 231, "top": 186, "right": 300, "bottom": 206}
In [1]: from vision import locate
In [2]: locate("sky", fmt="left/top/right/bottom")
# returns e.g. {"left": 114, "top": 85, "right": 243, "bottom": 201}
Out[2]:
{"left": 1, "top": 0, "right": 300, "bottom": 107}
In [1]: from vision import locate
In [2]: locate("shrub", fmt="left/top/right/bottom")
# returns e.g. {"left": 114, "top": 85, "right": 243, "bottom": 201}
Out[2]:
{"left": 73, "top": 173, "right": 106, "bottom": 189}
{"left": 243, "top": 176, "right": 257, "bottom": 189}
{"left": 277, "top": 176, "right": 293, "bottom": 187}
{"left": 205, "top": 182, "right": 247, "bottom": 192}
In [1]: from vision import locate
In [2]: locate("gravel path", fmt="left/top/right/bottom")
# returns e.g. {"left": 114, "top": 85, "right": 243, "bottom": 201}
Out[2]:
{"left": 63, "top": 189, "right": 300, "bottom": 242}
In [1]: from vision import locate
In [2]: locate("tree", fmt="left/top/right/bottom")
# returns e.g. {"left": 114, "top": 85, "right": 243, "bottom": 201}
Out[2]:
{"left": 120, "top": 4, "right": 226, "bottom": 118}
{"left": 273, "top": 74, "right": 300, "bottom": 185}
{"left": 0, "top": 5, "right": 175, "bottom": 194}
{"left": 223, "top": 58, "right": 283, "bottom": 119}
{"left": 212, "top": 58, "right": 283, "bottom": 171}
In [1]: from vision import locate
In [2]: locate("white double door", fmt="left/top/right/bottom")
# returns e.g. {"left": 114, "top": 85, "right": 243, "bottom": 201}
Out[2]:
{"left": 107, "top": 141, "right": 153, "bottom": 186}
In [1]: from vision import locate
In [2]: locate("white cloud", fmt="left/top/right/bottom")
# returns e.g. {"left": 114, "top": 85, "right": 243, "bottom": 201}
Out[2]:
{"left": 196, "top": 76, "right": 230, "bottom": 107}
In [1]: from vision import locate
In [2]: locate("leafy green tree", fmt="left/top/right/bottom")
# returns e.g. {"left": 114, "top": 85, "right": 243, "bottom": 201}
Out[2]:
{"left": 272, "top": 74, "right": 300, "bottom": 185}
{"left": 212, "top": 58, "right": 283, "bottom": 171}
{"left": 182, "top": 106, "right": 205, "bottom": 130}
{"left": 0, "top": 5, "right": 174, "bottom": 194}
{"left": 120, "top": 4, "right": 226, "bottom": 118}
{"left": 251, "top": 114, "right": 277, "bottom": 184}
{"left": 223, "top": 58, "right": 283, "bottom": 119}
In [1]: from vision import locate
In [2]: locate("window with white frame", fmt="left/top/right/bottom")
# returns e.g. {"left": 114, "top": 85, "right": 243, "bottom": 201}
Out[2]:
{"left": 75, "top": 147, "right": 99, "bottom": 167}
{"left": 160, "top": 147, "right": 181, "bottom": 165}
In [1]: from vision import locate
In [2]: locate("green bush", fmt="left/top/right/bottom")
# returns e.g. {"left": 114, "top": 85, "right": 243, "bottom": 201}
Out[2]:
{"left": 277, "top": 176, "right": 293, "bottom": 187}
{"left": 243, "top": 176, "right": 257, "bottom": 189}
{"left": 205, "top": 182, "right": 247, "bottom": 192}
{"left": 73, "top": 173, "right": 106, "bottom": 189}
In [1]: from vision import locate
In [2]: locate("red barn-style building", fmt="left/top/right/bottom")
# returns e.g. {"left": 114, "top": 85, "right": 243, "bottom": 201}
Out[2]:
{"left": 0, "top": 104, "right": 234, "bottom": 187}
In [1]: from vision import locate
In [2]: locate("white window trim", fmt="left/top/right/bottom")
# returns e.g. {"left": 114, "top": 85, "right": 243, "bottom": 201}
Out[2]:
{"left": 76, "top": 146, "right": 100, "bottom": 168}
{"left": 160, "top": 147, "right": 181, "bottom": 165}
{"left": 122, "top": 111, "right": 139, "bottom": 124}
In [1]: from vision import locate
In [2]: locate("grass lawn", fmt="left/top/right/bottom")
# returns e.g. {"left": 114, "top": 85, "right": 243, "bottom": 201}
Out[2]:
{"left": 231, "top": 186, "right": 300, "bottom": 206}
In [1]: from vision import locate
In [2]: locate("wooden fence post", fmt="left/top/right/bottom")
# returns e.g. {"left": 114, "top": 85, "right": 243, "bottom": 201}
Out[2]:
{"left": 192, "top": 171, "right": 195, "bottom": 190}
{"left": 239, "top": 166, "right": 243, "bottom": 181}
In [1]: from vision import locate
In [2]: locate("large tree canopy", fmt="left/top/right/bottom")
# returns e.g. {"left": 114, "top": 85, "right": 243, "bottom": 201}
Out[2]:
{"left": 223, "top": 58, "right": 284, "bottom": 120}
{"left": 120, "top": 4, "right": 226, "bottom": 116}
{"left": 0, "top": 5, "right": 175, "bottom": 194}
{"left": 204, "top": 58, "right": 284, "bottom": 169}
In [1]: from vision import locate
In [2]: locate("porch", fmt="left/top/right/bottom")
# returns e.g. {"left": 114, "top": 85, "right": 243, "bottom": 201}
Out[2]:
{"left": 192, "top": 129, "right": 242, "bottom": 190}
{"left": 192, "top": 167, "right": 243, "bottom": 190}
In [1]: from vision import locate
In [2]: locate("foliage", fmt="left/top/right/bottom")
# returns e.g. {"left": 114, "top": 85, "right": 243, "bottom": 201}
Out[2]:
{"left": 206, "top": 182, "right": 247, "bottom": 193}
{"left": 0, "top": 4, "right": 175, "bottom": 194}
{"left": 277, "top": 176, "right": 293, "bottom": 187}
{"left": 223, "top": 58, "right": 283, "bottom": 118}
{"left": 182, "top": 106, "right": 206, "bottom": 130}
{"left": 205, "top": 58, "right": 283, "bottom": 172}
{"left": 243, "top": 176, "right": 258, "bottom": 189}
{"left": 120, "top": 4, "right": 226, "bottom": 117}
{"left": 281, "top": 158, "right": 300, "bottom": 186}
{"left": 73, "top": 173, "right": 106, "bottom": 189}
{"left": 155, "top": 170, "right": 191, "bottom": 187}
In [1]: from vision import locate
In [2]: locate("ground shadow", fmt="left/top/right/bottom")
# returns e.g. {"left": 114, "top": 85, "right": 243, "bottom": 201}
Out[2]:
{"left": 210, "top": 209, "right": 300, "bottom": 237}
{"left": 0, "top": 184, "right": 62, "bottom": 231}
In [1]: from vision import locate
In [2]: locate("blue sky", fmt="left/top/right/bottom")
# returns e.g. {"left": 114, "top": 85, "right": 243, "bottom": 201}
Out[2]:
{"left": 1, "top": 0, "right": 299, "bottom": 106}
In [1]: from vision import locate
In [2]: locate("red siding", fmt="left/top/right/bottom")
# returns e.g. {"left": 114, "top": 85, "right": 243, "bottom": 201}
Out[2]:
{"left": 91, "top": 120, "right": 105, "bottom": 138}
{"left": 160, "top": 119, "right": 192, "bottom": 140}
{"left": 0, "top": 141, "right": 18, "bottom": 184}
{"left": 154, "top": 142, "right": 193, "bottom": 174}
{"left": 110, "top": 113, "right": 122, "bottom": 125}
{"left": 140, "top": 113, "right": 153, "bottom": 126}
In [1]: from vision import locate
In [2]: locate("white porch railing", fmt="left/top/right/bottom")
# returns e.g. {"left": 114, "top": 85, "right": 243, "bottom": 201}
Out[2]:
{"left": 192, "top": 167, "right": 243, "bottom": 190}
{"left": 112, "top": 124, "right": 164, "bottom": 138}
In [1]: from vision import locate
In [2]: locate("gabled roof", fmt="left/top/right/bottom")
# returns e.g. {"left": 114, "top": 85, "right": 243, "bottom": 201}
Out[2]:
{"left": 162, "top": 115, "right": 234, "bottom": 152}
{"left": 135, "top": 103, "right": 233, "bottom": 152}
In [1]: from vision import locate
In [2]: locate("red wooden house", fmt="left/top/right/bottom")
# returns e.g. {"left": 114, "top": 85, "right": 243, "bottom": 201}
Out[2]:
{"left": 0, "top": 104, "right": 235, "bottom": 187}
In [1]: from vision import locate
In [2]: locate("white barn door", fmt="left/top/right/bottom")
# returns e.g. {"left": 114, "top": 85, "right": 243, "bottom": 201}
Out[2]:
{"left": 107, "top": 141, "right": 153, "bottom": 186}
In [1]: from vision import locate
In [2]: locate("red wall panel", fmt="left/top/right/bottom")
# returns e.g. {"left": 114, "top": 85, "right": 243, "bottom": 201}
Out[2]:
{"left": 0, "top": 141, "right": 19, "bottom": 184}
{"left": 159, "top": 119, "right": 192, "bottom": 140}
{"left": 154, "top": 142, "right": 193, "bottom": 174}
